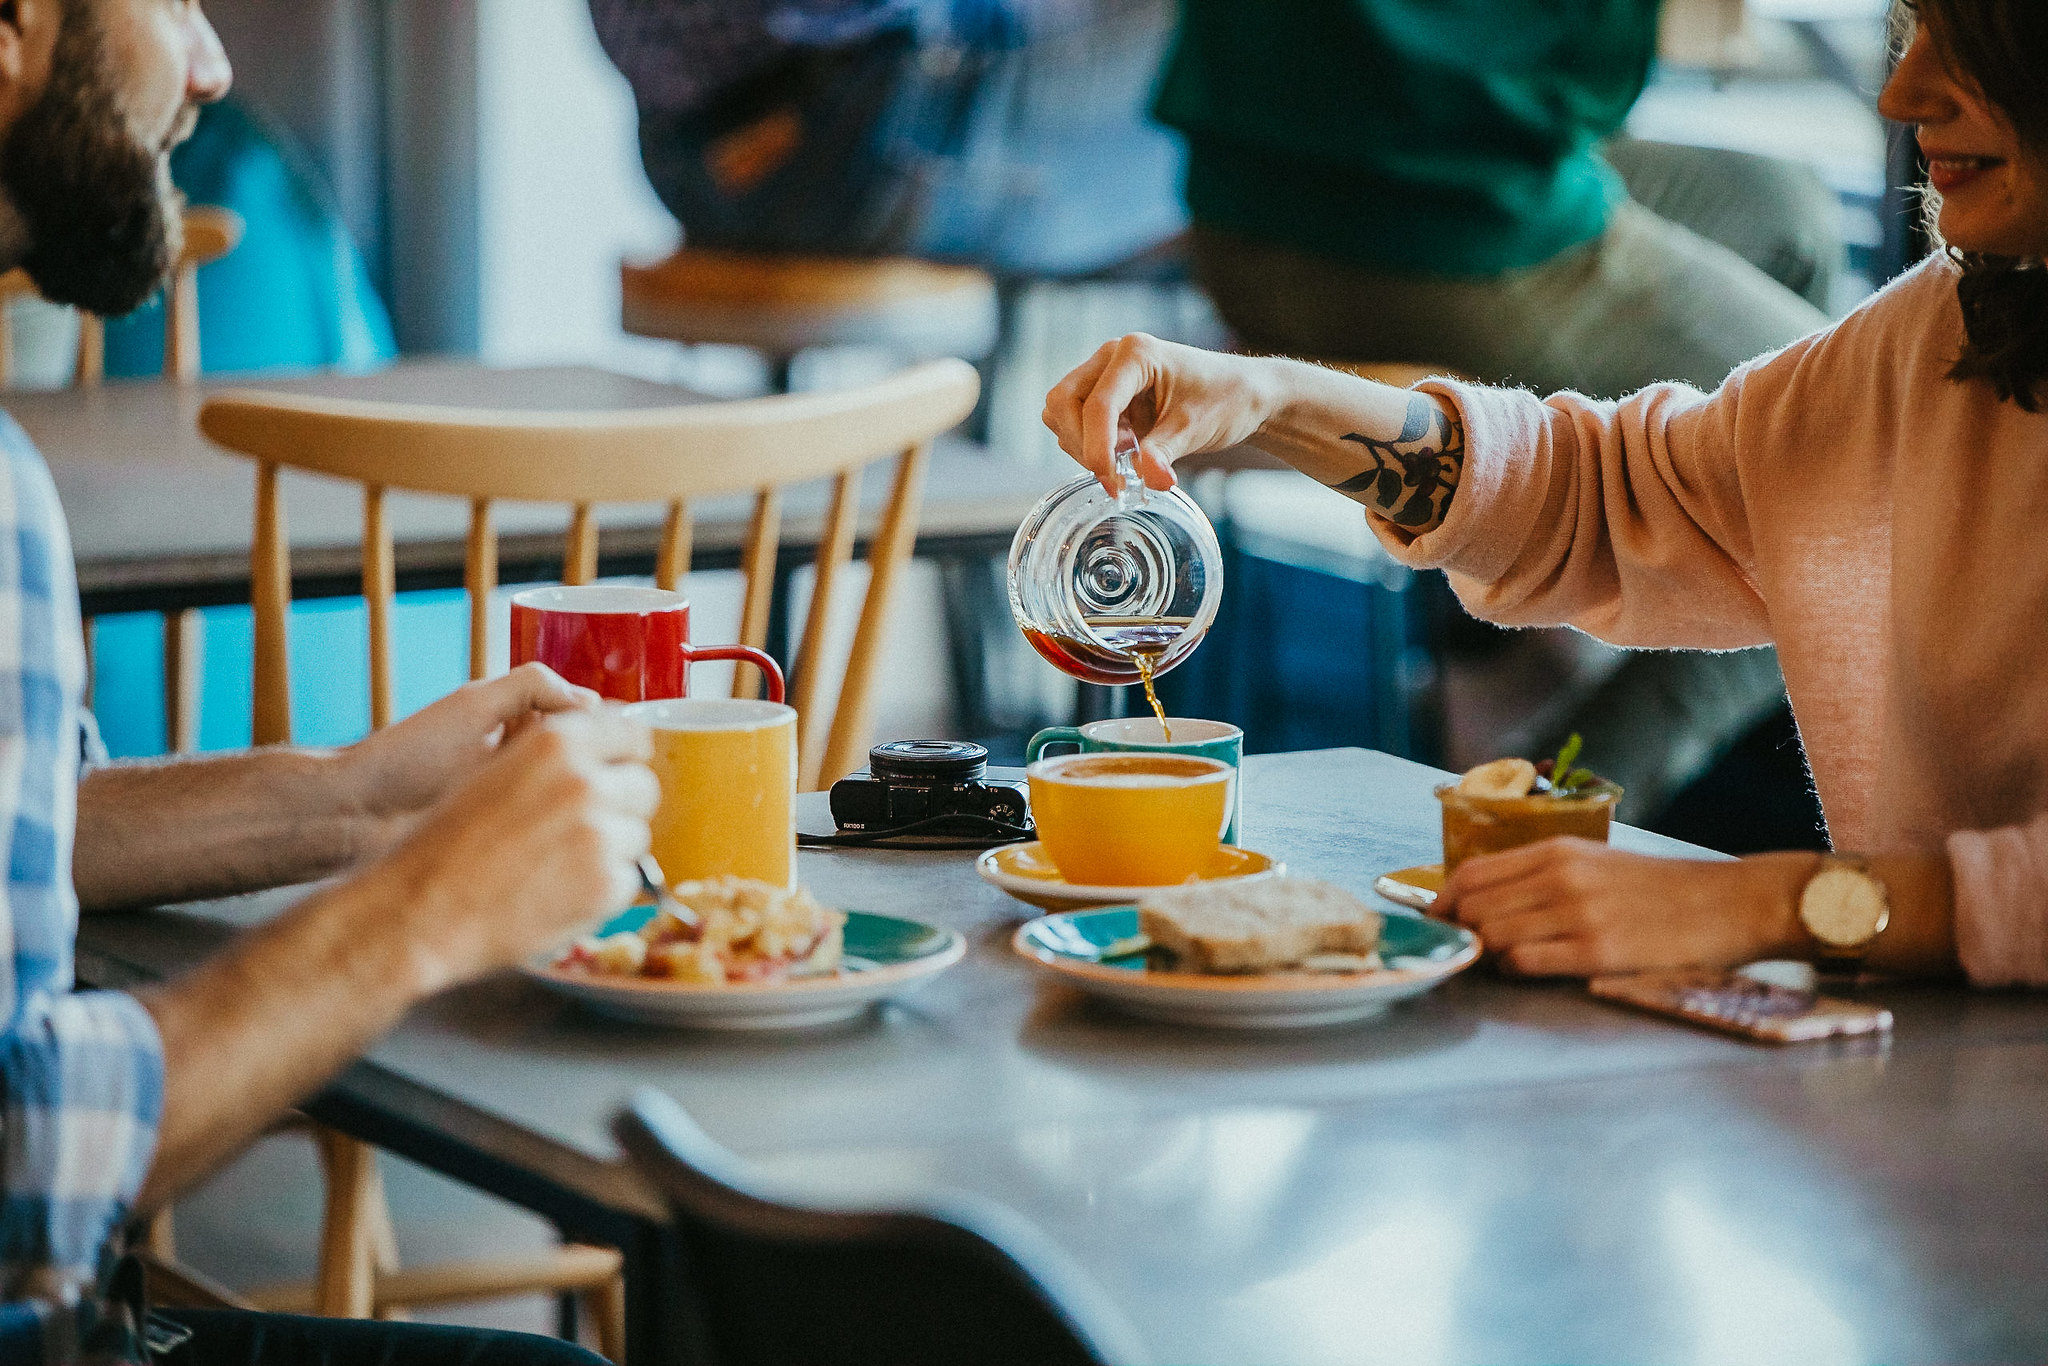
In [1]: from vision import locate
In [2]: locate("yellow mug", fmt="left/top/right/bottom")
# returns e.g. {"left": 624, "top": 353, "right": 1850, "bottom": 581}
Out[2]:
{"left": 621, "top": 698, "right": 797, "bottom": 889}
{"left": 1026, "top": 751, "right": 1235, "bottom": 887}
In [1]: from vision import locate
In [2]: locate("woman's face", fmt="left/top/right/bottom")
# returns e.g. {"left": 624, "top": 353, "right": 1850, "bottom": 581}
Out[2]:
{"left": 1879, "top": 22, "right": 2048, "bottom": 259}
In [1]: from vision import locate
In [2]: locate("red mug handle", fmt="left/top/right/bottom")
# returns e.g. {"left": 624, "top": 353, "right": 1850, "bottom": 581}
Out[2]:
{"left": 681, "top": 644, "right": 786, "bottom": 704}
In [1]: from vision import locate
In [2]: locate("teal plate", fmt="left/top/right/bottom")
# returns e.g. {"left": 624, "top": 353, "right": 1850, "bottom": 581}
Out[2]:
{"left": 526, "top": 909, "right": 966, "bottom": 1031}
{"left": 1012, "top": 906, "right": 1479, "bottom": 1030}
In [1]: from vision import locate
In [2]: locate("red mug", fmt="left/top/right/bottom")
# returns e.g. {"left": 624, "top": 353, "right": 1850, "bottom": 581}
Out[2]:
{"left": 510, "top": 586, "right": 785, "bottom": 704}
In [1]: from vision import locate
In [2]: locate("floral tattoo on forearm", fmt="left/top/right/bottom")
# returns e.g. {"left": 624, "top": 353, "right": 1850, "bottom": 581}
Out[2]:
{"left": 1326, "top": 393, "right": 1466, "bottom": 531}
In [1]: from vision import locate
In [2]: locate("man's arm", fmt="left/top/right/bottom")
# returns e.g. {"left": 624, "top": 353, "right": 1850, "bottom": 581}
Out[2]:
{"left": 135, "top": 709, "right": 657, "bottom": 1208}
{"left": 1041, "top": 333, "right": 1465, "bottom": 533}
{"left": 76, "top": 665, "right": 597, "bottom": 912}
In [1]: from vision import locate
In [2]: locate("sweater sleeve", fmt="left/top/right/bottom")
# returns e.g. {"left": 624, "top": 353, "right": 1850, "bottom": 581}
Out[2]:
{"left": 1947, "top": 820, "right": 2048, "bottom": 986}
{"left": 1366, "top": 372, "right": 1778, "bottom": 651}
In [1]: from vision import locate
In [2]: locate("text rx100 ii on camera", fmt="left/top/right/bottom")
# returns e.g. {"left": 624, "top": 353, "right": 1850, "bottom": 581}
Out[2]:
{"left": 828, "top": 741, "right": 1029, "bottom": 837}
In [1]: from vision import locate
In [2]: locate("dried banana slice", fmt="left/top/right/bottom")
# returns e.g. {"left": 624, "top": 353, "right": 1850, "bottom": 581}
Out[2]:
{"left": 1457, "top": 757, "right": 1537, "bottom": 800}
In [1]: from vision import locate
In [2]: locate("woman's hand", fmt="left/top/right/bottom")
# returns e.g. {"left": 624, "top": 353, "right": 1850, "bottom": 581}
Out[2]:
{"left": 1043, "top": 333, "right": 1285, "bottom": 495}
{"left": 1438, "top": 838, "right": 1818, "bottom": 977}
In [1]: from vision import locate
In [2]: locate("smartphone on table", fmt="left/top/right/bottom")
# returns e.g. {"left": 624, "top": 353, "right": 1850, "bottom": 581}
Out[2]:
{"left": 1589, "top": 965, "right": 1891, "bottom": 1043}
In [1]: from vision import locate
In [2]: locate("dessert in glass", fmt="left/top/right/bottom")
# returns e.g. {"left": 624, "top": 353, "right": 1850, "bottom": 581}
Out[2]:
{"left": 1437, "top": 736, "right": 1621, "bottom": 873}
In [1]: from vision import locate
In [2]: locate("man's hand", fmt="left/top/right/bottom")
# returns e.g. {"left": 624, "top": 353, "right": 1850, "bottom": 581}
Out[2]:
{"left": 1043, "top": 333, "right": 1285, "bottom": 494}
{"left": 364, "top": 706, "right": 660, "bottom": 992}
{"left": 339, "top": 663, "right": 600, "bottom": 863}
{"left": 137, "top": 704, "right": 658, "bottom": 1206}
{"left": 1437, "top": 838, "right": 1814, "bottom": 977}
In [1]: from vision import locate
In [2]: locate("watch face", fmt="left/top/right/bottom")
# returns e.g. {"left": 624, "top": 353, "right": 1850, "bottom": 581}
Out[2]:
{"left": 1801, "top": 865, "right": 1887, "bottom": 950}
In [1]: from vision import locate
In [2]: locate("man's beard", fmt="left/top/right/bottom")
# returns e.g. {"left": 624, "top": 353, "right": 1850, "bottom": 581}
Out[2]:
{"left": 0, "top": 2, "right": 183, "bottom": 317}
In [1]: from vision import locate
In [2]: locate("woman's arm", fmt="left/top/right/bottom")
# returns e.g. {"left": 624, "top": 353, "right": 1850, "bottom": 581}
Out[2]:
{"left": 1435, "top": 840, "right": 1959, "bottom": 978}
{"left": 1042, "top": 335, "right": 1467, "bottom": 530}
{"left": 1044, "top": 332, "right": 1775, "bottom": 649}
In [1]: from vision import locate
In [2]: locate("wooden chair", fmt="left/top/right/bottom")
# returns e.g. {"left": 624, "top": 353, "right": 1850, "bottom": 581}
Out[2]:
{"left": 0, "top": 205, "right": 244, "bottom": 388}
{"left": 612, "top": 1088, "right": 1142, "bottom": 1366}
{"left": 192, "top": 356, "right": 981, "bottom": 1347}
{"left": 621, "top": 248, "right": 1000, "bottom": 388}
{"left": 1, "top": 205, "right": 245, "bottom": 751}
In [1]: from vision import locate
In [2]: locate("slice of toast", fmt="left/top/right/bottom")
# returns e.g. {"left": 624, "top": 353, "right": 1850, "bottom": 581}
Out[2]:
{"left": 1138, "top": 877, "right": 1383, "bottom": 974}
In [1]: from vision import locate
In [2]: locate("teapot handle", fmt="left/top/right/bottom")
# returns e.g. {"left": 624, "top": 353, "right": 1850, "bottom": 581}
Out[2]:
{"left": 1113, "top": 434, "right": 1147, "bottom": 510}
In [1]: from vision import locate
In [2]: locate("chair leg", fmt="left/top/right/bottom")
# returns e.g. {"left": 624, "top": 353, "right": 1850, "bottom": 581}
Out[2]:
{"left": 141, "top": 1208, "right": 177, "bottom": 1260}
{"left": 367, "top": 1170, "right": 410, "bottom": 1321}
{"left": 164, "top": 609, "right": 203, "bottom": 753}
{"left": 313, "top": 1127, "right": 380, "bottom": 1317}
{"left": 580, "top": 1272, "right": 627, "bottom": 1363}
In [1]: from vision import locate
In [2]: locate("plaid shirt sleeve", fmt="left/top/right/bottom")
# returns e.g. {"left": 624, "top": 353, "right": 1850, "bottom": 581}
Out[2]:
{"left": 0, "top": 415, "right": 164, "bottom": 1364}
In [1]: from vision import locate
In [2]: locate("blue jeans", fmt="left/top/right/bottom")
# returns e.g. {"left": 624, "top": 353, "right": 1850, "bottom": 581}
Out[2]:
{"left": 630, "top": 1, "right": 1186, "bottom": 276}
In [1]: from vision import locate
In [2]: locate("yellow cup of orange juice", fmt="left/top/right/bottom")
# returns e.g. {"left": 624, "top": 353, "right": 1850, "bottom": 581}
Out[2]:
{"left": 1026, "top": 752, "right": 1234, "bottom": 886}
{"left": 621, "top": 698, "right": 796, "bottom": 889}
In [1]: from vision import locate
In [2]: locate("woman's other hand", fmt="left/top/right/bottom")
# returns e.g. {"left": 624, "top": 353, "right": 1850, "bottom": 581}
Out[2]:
{"left": 1438, "top": 838, "right": 1817, "bottom": 977}
{"left": 1043, "top": 333, "right": 1283, "bottom": 495}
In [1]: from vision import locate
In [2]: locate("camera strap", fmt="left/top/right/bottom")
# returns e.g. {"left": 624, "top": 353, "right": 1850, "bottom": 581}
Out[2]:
{"left": 798, "top": 813, "right": 1035, "bottom": 850}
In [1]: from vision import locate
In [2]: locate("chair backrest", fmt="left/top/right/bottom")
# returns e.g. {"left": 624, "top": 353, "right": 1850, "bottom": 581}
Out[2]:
{"left": 0, "top": 206, "right": 244, "bottom": 388}
{"left": 612, "top": 1089, "right": 1144, "bottom": 1366}
{"left": 196, "top": 358, "right": 980, "bottom": 789}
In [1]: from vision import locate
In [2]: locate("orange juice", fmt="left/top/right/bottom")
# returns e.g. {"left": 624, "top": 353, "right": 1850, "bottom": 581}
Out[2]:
{"left": 1027, "top": 752, "right": 1233, "bottom": 886}
{"left": 623, "top": 699, "right": 797, "bottom": 889}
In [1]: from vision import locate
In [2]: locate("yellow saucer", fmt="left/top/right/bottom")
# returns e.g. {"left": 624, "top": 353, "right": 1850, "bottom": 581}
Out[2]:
{"left": 1373, "top": 863, "right": 1444, "bottom": 912}
{"left": 976, "top": 842, "right": 1283, "bottom": 911}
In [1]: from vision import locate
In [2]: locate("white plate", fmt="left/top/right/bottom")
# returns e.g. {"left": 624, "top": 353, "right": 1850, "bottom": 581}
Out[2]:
{"left": 525, "top": 910, "right": 965, "bottom": 1031}
{"left": 975, "top": 841, "right": 1283, "bottom": 911}
{"left": 1012, "top": 907, "right": 1479, "bottom": 1030}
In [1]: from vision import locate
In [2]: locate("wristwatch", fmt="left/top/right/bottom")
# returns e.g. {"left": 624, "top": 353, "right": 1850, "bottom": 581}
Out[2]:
{"left": 1797, "top": 854, "right": 1891, "bottom": 963}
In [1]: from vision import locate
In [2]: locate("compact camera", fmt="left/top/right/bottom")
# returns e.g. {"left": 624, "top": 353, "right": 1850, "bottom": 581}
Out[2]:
{"left": 829, "top": 740, "right": 1030, "bottom": 834}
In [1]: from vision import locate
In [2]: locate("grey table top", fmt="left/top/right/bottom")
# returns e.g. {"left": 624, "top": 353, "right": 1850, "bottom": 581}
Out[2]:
{"left": 79, "top": 747, "right": 2048, "bottom": 1364}
{"left": 4, "top": 362, "right": 1066, "bottom": 606}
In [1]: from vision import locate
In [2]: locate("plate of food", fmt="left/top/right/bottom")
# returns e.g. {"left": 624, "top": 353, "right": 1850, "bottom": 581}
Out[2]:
{"left": 1011, "top": 877, "right": 1479, "bottom": 1029}
{"left": 526, "top": 876, "right": 966, "bottom": 1030}
{"left": 976, "top": 841, "right": 1282, "bottom": 911}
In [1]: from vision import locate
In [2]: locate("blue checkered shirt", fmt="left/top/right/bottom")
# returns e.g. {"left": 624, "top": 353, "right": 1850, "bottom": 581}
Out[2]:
{"left": 0, "top": 414, "right": 163, "bottom": 1363}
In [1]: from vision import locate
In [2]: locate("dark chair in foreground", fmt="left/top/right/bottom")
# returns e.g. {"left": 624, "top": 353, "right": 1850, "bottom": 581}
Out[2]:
{"left": 613, "top": 1089, "right": 1145, "bottom": 1366}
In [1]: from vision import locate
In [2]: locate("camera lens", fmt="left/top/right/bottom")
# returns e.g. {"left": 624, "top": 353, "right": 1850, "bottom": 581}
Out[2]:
{"left": 869, "top": 740, "right": 989, "bottom": 784}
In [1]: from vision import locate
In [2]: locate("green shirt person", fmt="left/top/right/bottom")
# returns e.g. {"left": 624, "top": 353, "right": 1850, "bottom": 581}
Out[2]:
{"left": 1159, "top": 0, "right": 1654, "bottom": 278}
{"left": 1155, "top": 0, "right": 1847, "bottom": 834}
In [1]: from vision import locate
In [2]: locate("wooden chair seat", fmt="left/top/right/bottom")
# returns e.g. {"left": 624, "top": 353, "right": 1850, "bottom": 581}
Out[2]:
{"left": 622, "top": 248, "right": 1000, "bottom": 361}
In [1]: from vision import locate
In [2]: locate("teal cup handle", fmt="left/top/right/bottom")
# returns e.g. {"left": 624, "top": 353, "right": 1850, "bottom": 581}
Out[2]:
{"left": 1026, "top": 727, "right": 1086, "bottom": 766}
{"left": 1024, "top": 720, "right": 1243, "bottom": 846}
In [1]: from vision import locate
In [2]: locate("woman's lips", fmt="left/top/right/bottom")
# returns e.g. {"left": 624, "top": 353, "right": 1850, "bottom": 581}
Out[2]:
{"left": 1925, "top": 154, "right": 2004, "bottom": 195}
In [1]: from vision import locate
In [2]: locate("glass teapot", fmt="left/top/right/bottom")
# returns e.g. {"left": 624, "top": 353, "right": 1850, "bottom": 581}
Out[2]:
{"left": 1008, "top": 439, "right": 1223, "bottom": 686}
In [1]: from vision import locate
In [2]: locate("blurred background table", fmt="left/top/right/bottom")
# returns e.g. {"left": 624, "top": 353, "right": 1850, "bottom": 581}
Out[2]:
{"left": 10, "top": 362, "right": 1060, "bottom": 618}
{"left": 77, "top": 746, "right": 2048, "bottom": 1365}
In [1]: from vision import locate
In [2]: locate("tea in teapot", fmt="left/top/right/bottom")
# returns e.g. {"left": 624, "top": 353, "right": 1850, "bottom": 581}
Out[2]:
{"left": 1009, "top": 441, "right": 1223, "bottom": 737}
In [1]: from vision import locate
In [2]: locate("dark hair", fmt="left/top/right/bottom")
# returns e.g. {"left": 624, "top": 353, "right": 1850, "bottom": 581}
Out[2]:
{"left": 1903, "top": 0, "right": 2048, "bottom": 410}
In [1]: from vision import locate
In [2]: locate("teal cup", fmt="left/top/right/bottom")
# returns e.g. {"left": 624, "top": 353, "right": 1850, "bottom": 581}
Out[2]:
{"left": 1025, "top": 717, "right": 1246, "bottom": 845}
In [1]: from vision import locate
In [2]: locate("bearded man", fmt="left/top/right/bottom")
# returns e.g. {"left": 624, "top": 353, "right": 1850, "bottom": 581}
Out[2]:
{"left": 2, "top": 4, "right": 661, "bottom": 1364}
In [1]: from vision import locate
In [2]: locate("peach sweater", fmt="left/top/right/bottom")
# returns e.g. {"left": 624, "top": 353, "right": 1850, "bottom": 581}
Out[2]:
{"left": 1373, "top": 256, "right": 2048, "bottom": 986}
